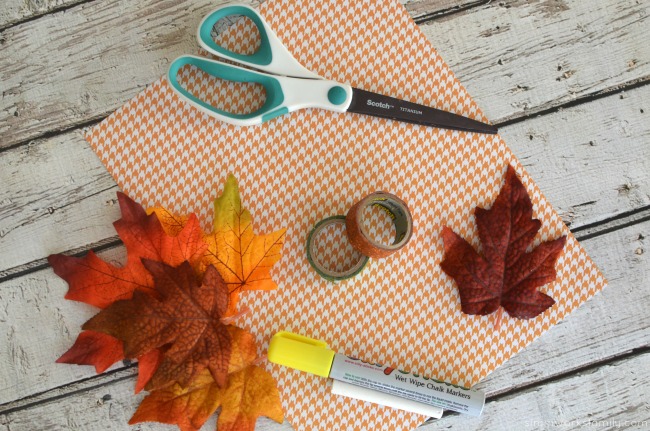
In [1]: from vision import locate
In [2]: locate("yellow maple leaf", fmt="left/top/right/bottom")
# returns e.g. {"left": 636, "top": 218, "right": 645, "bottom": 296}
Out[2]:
{"left": 202, "top": 175, "right": 286, "bottom": 315}
{"left": 215, "top": 364, "right": 284, "bottom": 431}
{"left": 129, "top": 364, "right": 284, "bottom": 431}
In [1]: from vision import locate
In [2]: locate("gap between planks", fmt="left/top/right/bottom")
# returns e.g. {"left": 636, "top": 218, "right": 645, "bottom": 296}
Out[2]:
{"left": 2, "top": 71, "right": 648, "bottom": 158}
{"left": 421, "top": 348, "right": 650, "bottom": 428}
{"left": 0, "top": 0, "right": 88, "bottom": 32}
{"left": 411, "top": 0, "right": 491, "bottom": 24}
{"left": 497, "top": 76, "right": 650, "bottom": 130}
{"left": 0, "top": 366, "right": 136, "bottom": 416}
{"left": 573, "top": 204, "right": 650, "bottom": 242}
{"left": 3, "top": 328, "right": 649, "bottom": 424}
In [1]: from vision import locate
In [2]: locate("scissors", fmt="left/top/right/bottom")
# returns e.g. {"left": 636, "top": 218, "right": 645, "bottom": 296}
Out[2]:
{"left": 168, "top": 4, "right": 497, "bottom": 134}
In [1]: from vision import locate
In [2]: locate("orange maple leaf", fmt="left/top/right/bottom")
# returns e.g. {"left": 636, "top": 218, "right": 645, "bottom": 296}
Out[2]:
{"left": 48, "top": 192, "right": 207, "bottom": 308}
{"left": 84, "top": 260, "right": 232, "bottom": 390}
{"left": 202, "top": 175, "right": 286, "bottom": 315}
{"left": 130, "top": 365, "right": 284, "bottom": 431}
{"left": 55, "top": 330, "right": 124, "bottom": 373}
{"left": 148, "top": 207, "right": 193, "bottom": 236}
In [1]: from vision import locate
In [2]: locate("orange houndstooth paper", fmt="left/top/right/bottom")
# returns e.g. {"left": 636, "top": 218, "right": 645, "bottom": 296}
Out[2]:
{"left": 85, "top": 0, "right": 607, "bottom": 430}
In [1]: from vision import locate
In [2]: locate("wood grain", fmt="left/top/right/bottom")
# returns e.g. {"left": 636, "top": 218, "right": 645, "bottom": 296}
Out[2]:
{"left": 499, "top": 87, "right": 650, "bottom": 228}
{"left": 0, "top": 129, "right": 121, "bottom": 278}
{"left": 2, "top": 85, "right": 648, "bottom": 278}
{"left": 0, "top": 0, "right": 647, "bottom": 149}
{"left": 434, "top": 349, "right": 649, "bottom": 429}
{"left": 0, "top": 247, "right": 125, "bottom": 405}
{"left": 424, "top": 353, "right": 650, "bottom": 430}
{"left": 0, "top": 0, "right": 84, "bottom": 30}
{"left": 0, "top": 0, "right": 470, "bottom": 31}
{"left": 422, "top": 0, "right": 650, "bottom": 123}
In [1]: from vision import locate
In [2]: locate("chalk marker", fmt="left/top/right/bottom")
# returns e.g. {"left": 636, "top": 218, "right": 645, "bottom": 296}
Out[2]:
{"left": 268, "top": 331, "right": 485, "bottom": 417}
{"left": 330, "top": 380, "right": 442, "bottom": 418}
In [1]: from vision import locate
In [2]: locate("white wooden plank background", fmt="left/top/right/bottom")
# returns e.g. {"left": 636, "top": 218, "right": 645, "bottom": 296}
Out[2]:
{"left": 0, "top": 0, "right": 467, "bottom": 31}
{"left": 0, "top": 0, "right": 84, "bottom": 31}
{"left": 0, "top": 0, "right": 648, "bottom": 430}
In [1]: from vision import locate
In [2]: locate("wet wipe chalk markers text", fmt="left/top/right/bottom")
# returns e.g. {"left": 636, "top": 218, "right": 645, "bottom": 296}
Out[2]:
{"left": 268, "top": 331, "right": 485, "bottom": 416}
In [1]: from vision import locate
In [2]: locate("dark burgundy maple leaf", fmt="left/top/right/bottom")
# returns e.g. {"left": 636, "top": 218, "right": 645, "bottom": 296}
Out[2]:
{"left": 440, "top": 165, "right": 566, "bottom": 320}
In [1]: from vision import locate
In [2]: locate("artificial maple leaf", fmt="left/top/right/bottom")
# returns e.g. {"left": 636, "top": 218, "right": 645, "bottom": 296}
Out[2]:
{"left": 215, "top": 364, "right": 284, "bottom": 431}
{"left": 51, "top": 185, "right": 286, "bottom": 431}
{"left": 129, "top": 368, "right": 221, "bottom": 431}
{"left": 129, "top": 365, "right": 284, "bottom": 431}
{"left": 129, "top": 325, "right": 262, "bottom": 431}
{"left": 55, "top": 331, "right": 160, "bottom": 387}
{"left": 56, "top": 330, "right": 124, "bottom": 373}
{"left": 225, "top": 325, "right": 259, "bottom": 375}
{"left": 50, "top": 192, "right": 208, "bottom": 374}
{"left": 48, "top": 192, "right": 207, "bottom": 309}
{"left": 148, "top": 207, "right": 193, "bottom": 236}
{"left": 202, "top": 175, "right": 286, "bottom": 315}
{"left": 83, "top": 260, "right": 232, "bottom": 390}
{"left": 440, "top": 165, "right": 567, "bottom": 321}
{"left": 135, "top": 348, "right": 164, "bottom": 394}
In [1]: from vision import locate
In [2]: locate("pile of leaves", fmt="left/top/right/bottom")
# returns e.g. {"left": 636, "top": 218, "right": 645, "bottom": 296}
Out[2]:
{"left": 48, "top": 175, "right": 285, "bottom": 431}
{"left": 441, "top": 165, "right": 567, "bottom": 327}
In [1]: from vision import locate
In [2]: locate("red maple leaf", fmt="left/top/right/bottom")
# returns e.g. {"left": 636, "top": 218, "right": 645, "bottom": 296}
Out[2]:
{"left": 55, "top": 330, "right": 124, "bottom": 373}
{"left": 440, "top": 165, "right": 567, "bottom": 321}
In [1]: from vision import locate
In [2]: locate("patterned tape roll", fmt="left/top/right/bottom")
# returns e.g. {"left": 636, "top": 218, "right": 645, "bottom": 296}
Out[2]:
{"left": 306, "top": 215, "right": 369, "bottom": 282}
{"left": 345, "top": 192, "right": 413, "bottom": 259}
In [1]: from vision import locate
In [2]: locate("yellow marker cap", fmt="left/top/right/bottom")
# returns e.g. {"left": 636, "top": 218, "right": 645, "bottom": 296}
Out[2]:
{"left": 268, "top": 331, "right": 335, "bottom": 378}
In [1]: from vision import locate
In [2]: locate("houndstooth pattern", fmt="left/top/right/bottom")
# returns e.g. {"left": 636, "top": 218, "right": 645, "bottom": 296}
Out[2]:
{"left": 86, "top": 1, "right": 607, "bottom": 430}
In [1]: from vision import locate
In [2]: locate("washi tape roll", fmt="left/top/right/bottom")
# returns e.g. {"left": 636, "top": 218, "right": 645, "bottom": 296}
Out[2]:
{"left": 345, "top": 192, "right": 413, "bottom": 259}
{"left": 306, "top": 215, "right": 369, "bottom": 282}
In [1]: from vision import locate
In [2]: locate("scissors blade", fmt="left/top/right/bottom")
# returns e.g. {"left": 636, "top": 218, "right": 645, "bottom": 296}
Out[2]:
{"left": 346, "top": 88, "right": 498, "bottom": 134}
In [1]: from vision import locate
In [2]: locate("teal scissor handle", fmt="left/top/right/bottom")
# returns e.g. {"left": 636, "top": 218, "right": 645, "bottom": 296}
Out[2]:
{"left": 168, "top": 5, "right": 353, "bottom": 126}
{"left": 168, "top": 55, "right": 353, "bottom": 126}
{"left": 168, "top": 55, "right": 285, "bottom": 126}
{"left": 197, "top": 4, "right": 320, "bottom": 79}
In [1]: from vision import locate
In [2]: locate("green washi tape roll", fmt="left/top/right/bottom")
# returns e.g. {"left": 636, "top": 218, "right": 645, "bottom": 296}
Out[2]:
{"left": 306, "top": 215, "right": 369, "bottom": 282}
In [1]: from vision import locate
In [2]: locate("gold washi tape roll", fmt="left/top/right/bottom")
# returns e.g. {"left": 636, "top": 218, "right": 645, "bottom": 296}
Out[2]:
{"left": 345, "top": 192, "right": 413, "bottom": 259}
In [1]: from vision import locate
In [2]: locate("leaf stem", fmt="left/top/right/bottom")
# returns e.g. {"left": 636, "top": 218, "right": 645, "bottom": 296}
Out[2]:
{"left": 493, "top": 307, "right": 503, "bottom": 330}
{"left": 221, "top": 306, "right": 251, "bottom": 324}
